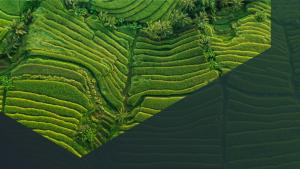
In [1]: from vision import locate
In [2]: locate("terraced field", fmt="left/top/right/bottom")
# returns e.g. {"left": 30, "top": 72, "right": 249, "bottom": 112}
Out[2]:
{"left": 128, "top": 29, "right": 219, "bottom": 124}
{"left": 91, "top": 0, "right": 178, "bottom": 22}
{"left": 212, "top": 0, "right": 271, "bottom": 73}
{"left": 0, "top": 0, "right": 271, "bottom": 157}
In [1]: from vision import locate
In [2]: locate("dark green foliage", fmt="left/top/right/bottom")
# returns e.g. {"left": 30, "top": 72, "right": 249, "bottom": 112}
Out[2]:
{"left": 198, "top": 22, "right": 214, "bottom": 35}
{"left": 194, "top": 11, "right": 215, "bottom": 35}
{"left": 142, "top": 20, "right": 173, "bottom": 40}
{"left": 179, "top": 0, "right": 196, "bottom": 12}
{"left": 201, "top": 33, "right": 222, "bottom": 74}
{"left": 74, "top": 7, "right": 88, "bottom": 17}
{"left": 123, "top": 22, "right": 143, "bottom": 31}
{"left": 209, "top": 61, "right": 222, "bottom": 73}
{"left": 197, "top": 11, "right": 209, "bottom": 23}
{"left": 64, "top": 0, "right": 76, "bottom": 9}
{"left": 231, "top": 22, "right": 238, "bottom": 35}
{"left": 76, "top": 116, "right": 99, "bottom": 150}
{"left": 220, "top": 0, "right": 244, "bottom": 10}
{"left": 204, "top": 48, "right": 216, "bottom": 61}
{"left": 108, "top": 110, "right": 129, "bottom": 139}
{"left": 23, "top": 0, "right": 42, "bottom": 13}
{"left": 200, "top": 35, "right": 211, "bottom": 50}
{"left": 255, "top": 11, "right": 267, "bottom": 22}
{"left": 98, "top": 11, "right": 123, "bottom": 29}
{"left": 12, "top": 21, "right": 27, "bottom": 36}
{"left": 0, "top": 75, "right": 13, "bottom": 90}
{"left": 76, "top": 126, "right": 98, "bottom": 150}
{"left": 170, "top": 10, "right": 193, "bottom": 30}
{"left": 0, "top": 0, "right": 37, "bottom": 62}
{"left": 197, "top": 0, "right": 217, "bottom": 13}
{"left": 2, "top": 19, "right": 27, "bottom": 61}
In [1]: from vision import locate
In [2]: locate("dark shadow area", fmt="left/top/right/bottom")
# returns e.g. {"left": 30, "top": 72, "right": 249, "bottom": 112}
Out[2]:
{"left": 1, "top": 0, "right": 300, "bottom": 168}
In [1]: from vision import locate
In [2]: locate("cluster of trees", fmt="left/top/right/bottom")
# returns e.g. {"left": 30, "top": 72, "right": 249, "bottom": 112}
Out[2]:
{"left": 1, "top": 0, "right": 38, "bottom": 62}
{"left": 255, "top": 11, "right": 267, "bottom": 22}
{"left": 142, "top": 20, "right": 173, "bottom": 40}
{"left": 97, "top": 11, "right": 125, "bottom": 29}
{"left": 200, "top": 35, "right": 222, "bottom": 74}
{"left": 141, "top": 0, "right": 219, "bottom": 40}
{"left": 75, "top": 115, "right": 99, "bottom": 150}
{"left": 142, "top": 0, "right": 196, "bottom": 40}
{"left": 142, "top": 0, "right": 266, "bottom": 41}
{"left": 3, "top": 20, "right": 27, "bottom": 60}
{"left": 65, "top": 0, "right": 141, "bottom": 31}
{"left": 63, "top": 0, "right": 255, "bottom": 41}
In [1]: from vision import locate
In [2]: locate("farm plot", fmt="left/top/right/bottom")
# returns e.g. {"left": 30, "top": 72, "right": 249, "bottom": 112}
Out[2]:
{"left": 25, "top": 0, "right": 134, "bottom": 112}
{"left": 0, "top": 0, "right": 271, "bottom": 157}
{"left": 127, "top": 29, "right": 219, "bottom": 125}
{"left": 5, "top": 58, "right": 96, "bottom": 157}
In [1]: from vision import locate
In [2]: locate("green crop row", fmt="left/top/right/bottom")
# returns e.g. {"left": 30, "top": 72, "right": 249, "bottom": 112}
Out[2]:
{"left": 133, "top": 63, "right": 210, "bottom": 76}
{"left": 135, "top": 38, "right": 201, "bottom": 55}
{"left": 18, "top": 120, "right": 76, "bottom": 137}
{"left": 130, "top": 71, "right": 218, "bottom": 94}
{"left": 7, "top": 90, "right": 87, "bottom": 113}
{"left": 94, "top": 31, "right": 129, "bottom": 61}
{"left": 32, "top": 18, "right": 115, "bottom": 67}
{"left": 27, "top": 48, "right": 124, "bottom": 110}
{"left": 136, "top": 29, "right": 199, "bottom": 47}
{"left": 26, "top": 58, "right": 82, "bottom": 71}
{"left": 43, "top": 134, "right": 83, "bottom": 157}
{"left": 91, "top": 0, "right": 176, "bottom": 22}
{"left": 134, "top": 47, "right": 202, "bottom": 63}
{"left": 36, "top": 129, "right": 87, "bottom": 156}
{"left": 216, "top": 54, "right": 252, "bottom": 63}
{"left": 5, "top": 105, "right": 80, "bottom": 124}
{"left": 41, "top": 0, "right": 93, "bottom": 38}
{"left": 6, "top": 97, "right": 83, "bottom": 119}
{"left": 6, "top": 113, "right": 77, "bottom": 131}
{"left": 128, "top": 71, "right": 218, "bottom": 106}
{"left": 134, "top": 55, "right": 206, "bottom": 67}
{"left": 140, "top": 0, "right": 176, "bottom": 22}
{"left": 141, "top": 96, "right": 183, "bottom": 110}
{"left": 133, "top": 111, "right": 157, "bottom": 122}
{"left": 12, "top": 63, "right": 86, "bottom": 85}
{"left": 136, "top": 68, "right": 211, "bottom": 82}
{"left": 0, "top": 10, "right": 18, "bottom": 21}
{"left": 41, "top": 6, "right": 130, "bottom": 66}
{"left": 12, "top": 80, "right": 92, "bottom": 109}
{"left": 125, "top": 0, "right": 166, "bottom": 21}
{"left": 91, "top": 0, "right": 136, "bottom": 10}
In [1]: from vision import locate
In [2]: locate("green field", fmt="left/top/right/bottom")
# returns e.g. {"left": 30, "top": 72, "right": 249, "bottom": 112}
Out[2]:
{"left": 0, "top": 0, "right": 271, "bottom": 157}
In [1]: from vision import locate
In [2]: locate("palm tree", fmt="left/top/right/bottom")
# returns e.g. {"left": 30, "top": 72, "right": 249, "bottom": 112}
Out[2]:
{"left": 180, "top": 0, "right": 196, "bottom": 11}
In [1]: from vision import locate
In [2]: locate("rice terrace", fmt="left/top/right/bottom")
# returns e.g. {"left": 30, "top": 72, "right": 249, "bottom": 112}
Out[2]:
{"left": 0, "top": 0, "right": 271, "bottom": 157}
